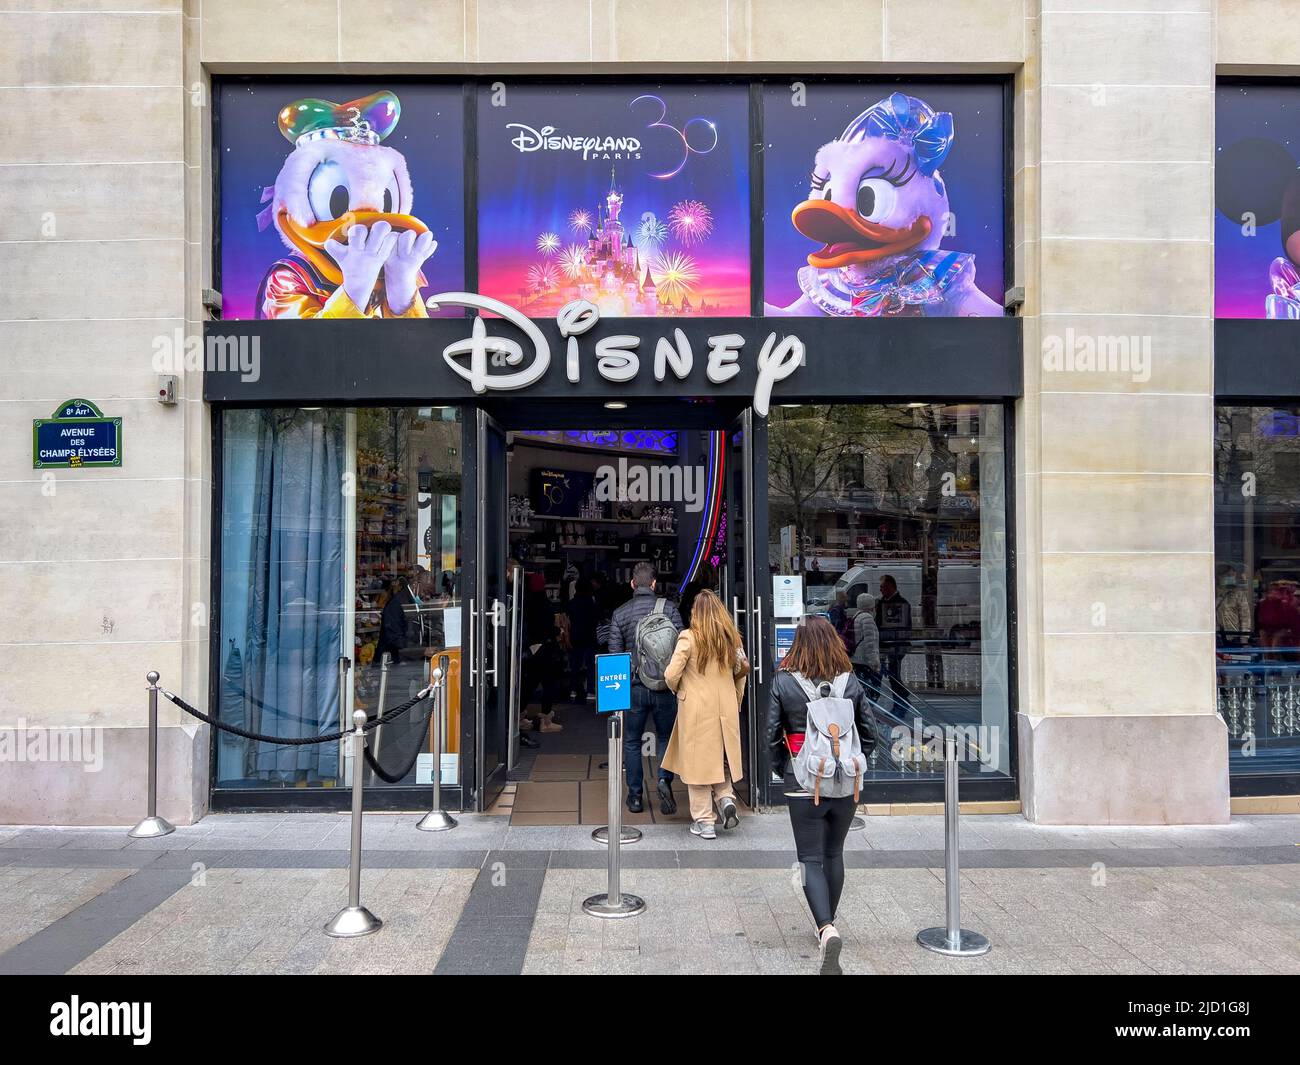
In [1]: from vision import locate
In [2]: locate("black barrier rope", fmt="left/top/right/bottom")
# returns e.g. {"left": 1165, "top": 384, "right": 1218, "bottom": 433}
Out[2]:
{"left": 362, "top": 697, "right": 434, "bottom": 784}
{"left": 227, "top": 684, "right": 322, "bottom": 724}
{"left": 159, "top": 686, "right": 430, "bottom": 746}
{"left": 228, "top": 664, "right": 410, "bottom": 726}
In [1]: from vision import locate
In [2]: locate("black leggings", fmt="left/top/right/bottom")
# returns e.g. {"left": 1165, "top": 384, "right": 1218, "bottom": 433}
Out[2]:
{"left": 786, "top": 790, "right": 856, "bottom": 929}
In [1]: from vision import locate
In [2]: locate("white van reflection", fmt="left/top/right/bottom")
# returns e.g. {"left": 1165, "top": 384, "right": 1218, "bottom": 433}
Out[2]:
{"left": 804, "top": 562, "right": 982, "bottom": 633}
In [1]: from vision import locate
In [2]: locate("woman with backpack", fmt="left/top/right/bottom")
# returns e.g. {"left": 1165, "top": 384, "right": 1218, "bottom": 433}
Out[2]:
{"left": 662, "top": 589, "right": 750, "bottom": 839}
{"left": 766, "top": 616, "right": 877, "bottom": 974}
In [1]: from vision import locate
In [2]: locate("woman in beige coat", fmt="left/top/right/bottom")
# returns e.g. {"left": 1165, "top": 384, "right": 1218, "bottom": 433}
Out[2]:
{"left": 662, "top": 589, "right": 750, "bottom": 839}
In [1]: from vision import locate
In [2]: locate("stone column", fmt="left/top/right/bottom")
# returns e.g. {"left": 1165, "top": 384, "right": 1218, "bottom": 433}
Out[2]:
{"left": 0, "top": 1, "right": 206, "bottom": 824}
{"left": 1016, "top": 0, "right": 1228, "bottom": 823}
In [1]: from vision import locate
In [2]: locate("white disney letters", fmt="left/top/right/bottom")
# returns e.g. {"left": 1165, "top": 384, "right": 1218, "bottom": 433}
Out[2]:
{"left": 430, "top": 295, "right": 801, "bottom": 413}
{"left": 654, "top": 328, "right": 693, "bottom": 381}
{"left": 595, "top": 335, "right": 641, "bottom": 382}
{"left": 557, "top": 299, "right": 599, "bottom": 384}
{"left": 432, "top": 291, "right": 550, "bottom": 393}
{"left": 705, "top": 333, "right": 744, "bottom": 384}
{"left": 753, "top": 333, "right": 805, "bottom": 417}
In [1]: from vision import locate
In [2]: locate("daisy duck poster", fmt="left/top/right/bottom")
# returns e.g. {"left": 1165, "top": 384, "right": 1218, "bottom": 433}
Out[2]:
{"left": 218, "top": 81, "right": 464, "bottom": 319}
{"left": 476, "top": 83, "right": 749, "bottom": 318}
{"left": 1215, "top": 84, "right": 1300, "bottom": 320}
{"left": 763, "top": 84, "right": 1005, "bottom": 317}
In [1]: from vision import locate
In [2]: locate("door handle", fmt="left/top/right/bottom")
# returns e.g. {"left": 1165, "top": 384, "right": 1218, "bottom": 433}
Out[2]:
{"left": 507, "top": 572, "right": 523, "bottom": 770}
{"left": 732, "top": 595, "right": 744, "bottom": 633}
{"left": 752, "top": 595, "right": 763, "bottom": 684}
{"left": 468, "top": 598, "right": 476, "bottom": 688}
{"left": 487, "top": 599, "right": 504, "bottom": 686}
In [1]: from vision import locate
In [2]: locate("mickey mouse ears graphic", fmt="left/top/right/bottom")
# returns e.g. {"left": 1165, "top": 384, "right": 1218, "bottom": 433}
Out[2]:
{"left": 1217, "top": 137, "right": 1300, "bottom": 261}
{"left": 1216, "top": 138, "right": 1297, "bottom": 226}
{"left": 276, "top": 90, "right": 401, "bottom": 146}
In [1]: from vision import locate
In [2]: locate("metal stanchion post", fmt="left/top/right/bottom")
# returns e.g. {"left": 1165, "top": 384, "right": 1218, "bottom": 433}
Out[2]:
{"left": 336, "top": 655, "right": 350, "bottom": 779}
{"left": 583, "top": 710, "right": 645, "bottom": 918}
{"left": 365, "top": 653, "right": 390, "bottom": 784}
{"left": 916, "top": 735, "right": 989, "bottom": 957}
{"left": 417, "top": 655, "right": 457, "bottom": 832}
{"left": 129, "top": 671, "right": 175, "bottom": 839}
{"left": 325, "top": 709, "right": 382, "bottom": 938}
{"left": 591, "top": 704, "right": 642, "bottom": 844}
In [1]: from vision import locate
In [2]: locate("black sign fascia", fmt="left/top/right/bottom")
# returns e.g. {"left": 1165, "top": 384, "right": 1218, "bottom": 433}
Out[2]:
{"left": 202, "top": 315, "right": 1023, "bottom": 406}
{"left": 1215, "top": 320, "right": 1300, "bottom": 399}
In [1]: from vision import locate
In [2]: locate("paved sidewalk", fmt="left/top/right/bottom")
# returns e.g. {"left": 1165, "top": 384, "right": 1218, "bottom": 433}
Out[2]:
{"left": 0, "top": 813, "right": 1296, "bottom": 975}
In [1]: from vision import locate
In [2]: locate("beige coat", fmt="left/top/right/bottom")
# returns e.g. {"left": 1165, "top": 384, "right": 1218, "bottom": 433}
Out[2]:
{"left": 661, "top": 631, "right": 749, "bottom": 786}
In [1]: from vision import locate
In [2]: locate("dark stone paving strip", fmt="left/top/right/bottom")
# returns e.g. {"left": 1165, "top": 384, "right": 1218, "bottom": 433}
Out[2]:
{"left": 434, "top": 853, "right": 548, "bottom": 975}
{"left": 0, "top": 868, "right": 194, "bottom": 976}
{"left": 1, "top": 845, "right": 1295, "bottom": 874}
{"left": 838, "top": 846, "right": 1300, "bottom": 870}
{"left": 549, "top": 849, "right": 682, "bottom": 869}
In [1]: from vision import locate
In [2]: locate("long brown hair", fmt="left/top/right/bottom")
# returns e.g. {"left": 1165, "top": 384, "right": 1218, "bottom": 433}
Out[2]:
{"left": 688, "top": 589, "right": 743, "bottom": 673}
{"left": 779, "top": 616, "right": 852, "bottom": 682}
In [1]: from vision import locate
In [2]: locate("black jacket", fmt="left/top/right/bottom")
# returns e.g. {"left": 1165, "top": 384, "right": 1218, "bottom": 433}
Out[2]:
{"left": 765, "top": 670, "right": 878, "bottom": 779}
{"left": 378, "top": 591, "right": 410, "bottom": 651}
{"left": 566, "top": 594, "right": 598, "bottom": 648}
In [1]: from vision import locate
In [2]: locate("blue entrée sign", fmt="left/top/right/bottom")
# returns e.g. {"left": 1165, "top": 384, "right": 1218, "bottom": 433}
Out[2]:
{"left": 595, "top": 653, "right": 632, "bottom": 714}
{"left": 33, "top": 399, "right": 122, "bottom": 469}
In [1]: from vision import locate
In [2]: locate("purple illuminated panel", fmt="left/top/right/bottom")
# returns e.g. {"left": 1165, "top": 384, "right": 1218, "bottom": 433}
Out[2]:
{"left": 515, "top": 429, "right": 678, "bottom": 455}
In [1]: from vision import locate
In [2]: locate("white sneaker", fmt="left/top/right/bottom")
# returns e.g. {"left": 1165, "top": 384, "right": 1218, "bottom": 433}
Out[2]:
{"left": 718, "top": 797, "right": 739, "bottom": 829}
{"left": 818, "top": 924, "right": 843, "bottom": 975}
{"left": 689, "top": 820, "right": 716, "bottom": 840}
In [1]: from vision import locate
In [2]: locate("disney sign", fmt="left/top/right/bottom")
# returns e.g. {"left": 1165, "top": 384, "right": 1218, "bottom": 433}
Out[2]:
{"left": 428, "top": 293, "right": 804, "bottom": 417}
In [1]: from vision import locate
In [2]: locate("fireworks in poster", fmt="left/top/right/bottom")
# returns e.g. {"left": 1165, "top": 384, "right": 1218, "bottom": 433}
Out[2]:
{"left": 477, "top": 83, "right": 750, "bottom": 317}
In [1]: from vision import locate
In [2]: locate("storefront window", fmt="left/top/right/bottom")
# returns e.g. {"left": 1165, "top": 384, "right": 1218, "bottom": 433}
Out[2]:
{"left": 1214, "top": 405, "right": 1300, "bottom": 781}
{"left": 216, "top": 409, "right": 348, "bottom": 787}
{"left": 767, "top": 403, "right": 1010, "bottom": 779}
{"left": 216, "top": 407, "right": 462, "bottom": 791}
{"left": 353, "top": 407, "right": 463, "bottom": 787}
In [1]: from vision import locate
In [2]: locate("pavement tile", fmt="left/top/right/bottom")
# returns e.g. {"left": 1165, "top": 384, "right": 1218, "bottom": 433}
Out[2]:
{"left": 2, "top": 811, "right": 1297, "bottom": 975}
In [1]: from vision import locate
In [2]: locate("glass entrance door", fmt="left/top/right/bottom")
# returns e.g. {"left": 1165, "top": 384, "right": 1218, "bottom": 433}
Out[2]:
{"left": 724, "top": 410, "right": 770, "bottom": 806}
{"left": 470, "top": 409, "right": 513, "bottom": 809}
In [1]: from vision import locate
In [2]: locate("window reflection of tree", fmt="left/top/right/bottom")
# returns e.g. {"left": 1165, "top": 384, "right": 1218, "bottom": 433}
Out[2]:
{"left": 768, "top": 404, "right": 978, "bottom": 686}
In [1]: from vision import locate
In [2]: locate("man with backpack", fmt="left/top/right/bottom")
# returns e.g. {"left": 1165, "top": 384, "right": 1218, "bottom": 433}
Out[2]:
{"left": 609, "top": 562, "right": 683, "bottom": 814}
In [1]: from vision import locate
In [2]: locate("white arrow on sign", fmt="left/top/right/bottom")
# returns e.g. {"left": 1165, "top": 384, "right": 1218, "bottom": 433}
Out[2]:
{"left": 609, "top": 681, "right": 622, "bottom": 691}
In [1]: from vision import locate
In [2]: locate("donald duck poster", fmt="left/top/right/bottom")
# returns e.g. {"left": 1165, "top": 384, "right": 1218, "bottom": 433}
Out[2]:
{"left": 763, "top": 83, "right": 1005, "bottom": 317}
{"left": 218, "top": 81, "right": 465, "bottom": 320}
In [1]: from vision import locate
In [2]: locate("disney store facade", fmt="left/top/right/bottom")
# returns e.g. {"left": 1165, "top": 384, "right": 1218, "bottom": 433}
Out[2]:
{"left": 24, "top": 4, "right": 1300, "bottom": 829}
{"left": 205, "top": 76, "right": 1022, "bottom": 812}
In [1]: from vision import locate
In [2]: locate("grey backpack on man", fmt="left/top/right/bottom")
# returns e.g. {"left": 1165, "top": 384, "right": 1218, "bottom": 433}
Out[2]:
{"left": 633, "top": 599, "right": 679, "bottom": 691}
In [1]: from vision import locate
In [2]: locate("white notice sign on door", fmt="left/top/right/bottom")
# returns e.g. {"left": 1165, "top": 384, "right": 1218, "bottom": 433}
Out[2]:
{"left": 771, "top": 575, "right": 804, "bottom": 618}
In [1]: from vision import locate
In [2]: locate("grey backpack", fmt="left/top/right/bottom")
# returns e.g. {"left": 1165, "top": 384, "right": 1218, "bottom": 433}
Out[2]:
{"left": 792, "top": 672, "right": 869, "bottom": 803}
{"left": 633, "top": 599, "right": 678, "bottom": 692}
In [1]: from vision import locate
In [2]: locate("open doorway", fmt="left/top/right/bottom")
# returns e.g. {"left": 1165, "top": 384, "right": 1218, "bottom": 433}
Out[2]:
{"left": 503, "top": 426, "right": 728, "bottom": 827}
